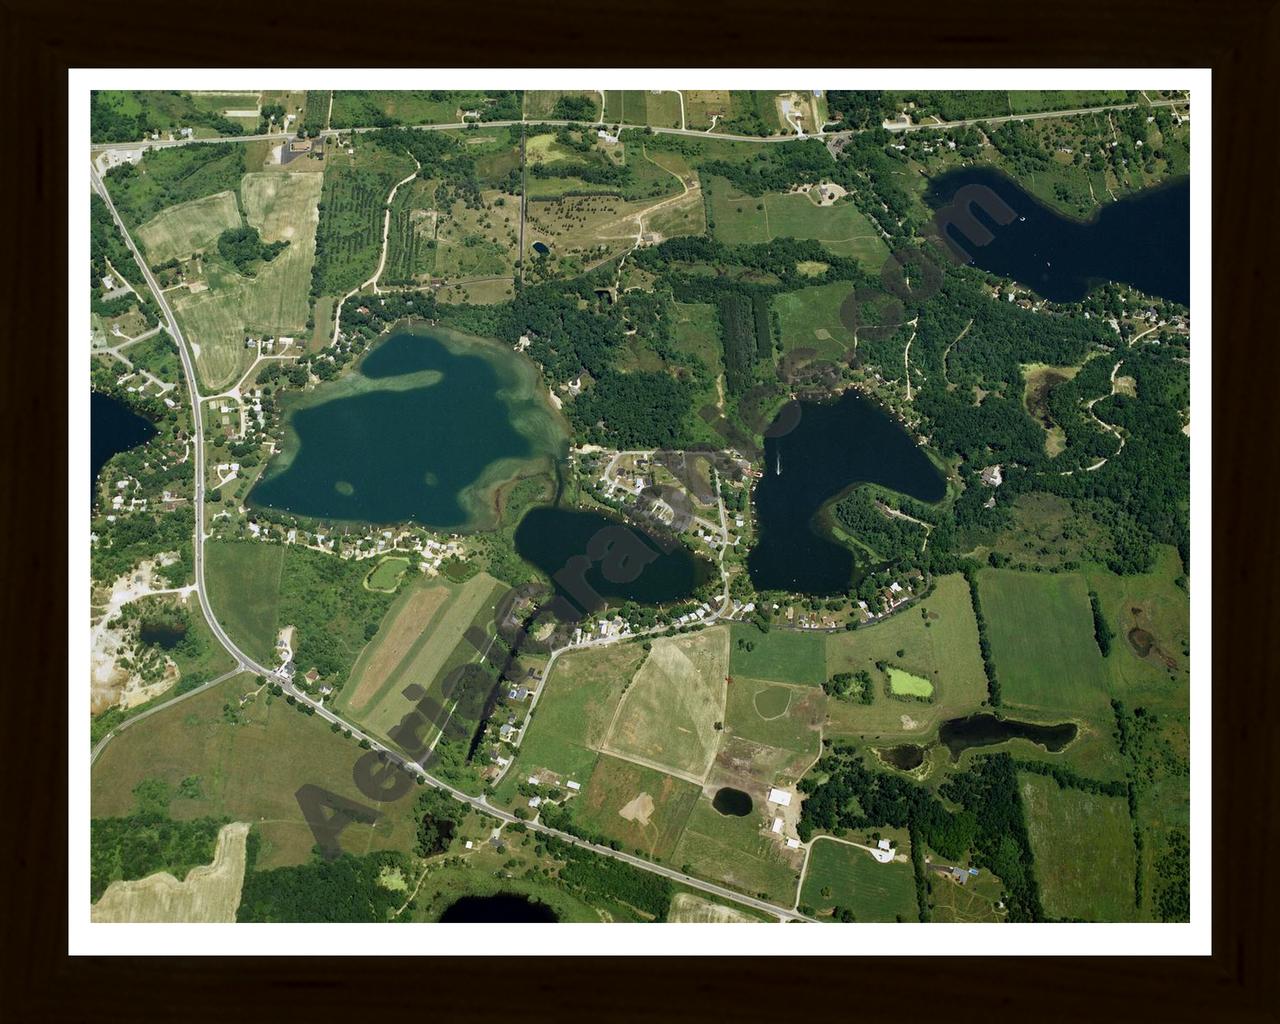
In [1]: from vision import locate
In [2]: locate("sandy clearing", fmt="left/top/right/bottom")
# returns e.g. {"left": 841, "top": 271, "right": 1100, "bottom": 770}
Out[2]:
{"left": 91, "top": 822, "right": 251, "bottom": 923}
{"left": 618, "top": 792, "right": 656, "bottom": 826}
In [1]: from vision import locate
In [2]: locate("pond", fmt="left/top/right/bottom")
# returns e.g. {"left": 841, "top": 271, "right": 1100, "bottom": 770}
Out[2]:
{"left": 531, "top": 241, "right": 550, "bottom": 255}
{"left": 878, "top": 744, "right": 927, "bottom": 771}
{"left": 249, "top": 325, "right": 566, "bottom": 529}
{"left": 91, "top": 391, "right": 156, "bottom": 507}
{"left": 138, "top": 620, "right": 187, "bottom": 650}
{"left": 712, "top": 787, "right": 753, "bottom": 817}
{"left": 438, "top": 894, "right": 559, "bottom": 923}
{"left": 748, "top": 390, "right": 946, "bottom": 594}
{"left": 513, "top": 506, "right": 716, "bottom": 617}
{"left": 938, "top": 713, "right": 1077, "bottom": 760}
{"left": 925, "top": 166, "right": 1189, "bottom": 304}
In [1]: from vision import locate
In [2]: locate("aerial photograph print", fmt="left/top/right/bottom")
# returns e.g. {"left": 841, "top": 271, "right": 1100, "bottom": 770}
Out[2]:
{"left": 80, "top": 75, "right": 1200, "bottom": 948}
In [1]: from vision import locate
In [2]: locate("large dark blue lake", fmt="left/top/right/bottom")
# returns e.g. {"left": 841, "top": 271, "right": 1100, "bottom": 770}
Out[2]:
{"left": 926, "top": 167, "right": 1189, "bottom": 304}
{"left": 748, "top": 390, "right": 945, "bottom": 595}
{"left": 514, "top": 506, "right": 716, "bottom": 615}
{"left": 91, "top": 390, "right": 156, "bottom": 507}
{"left": 249, "top": 326, "right": 566, "bottom": 529}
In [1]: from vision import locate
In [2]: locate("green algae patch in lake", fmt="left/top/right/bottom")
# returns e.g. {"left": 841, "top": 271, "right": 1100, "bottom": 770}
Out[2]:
{"left": 250, "top": 326, "right": 567, "bottom": 529}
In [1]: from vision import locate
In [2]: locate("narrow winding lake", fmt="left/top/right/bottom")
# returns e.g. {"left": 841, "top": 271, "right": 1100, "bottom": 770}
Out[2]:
{"left": 926, "top": 167, "right": 1190, "bottom": 304}
{"left": 91, "top": 390, "right": 156, "bottom": 507}
{"left": 748, "top": 391, "right": 946, "bottom": 594}
{"left": 939, "top": 713, "right": 1077, "bottom": 760}
{"left": 514, "top": 507, "right": 715, "bottom": 615}
{"left": 250, "top": 326, "right": 566, "bottom": 529}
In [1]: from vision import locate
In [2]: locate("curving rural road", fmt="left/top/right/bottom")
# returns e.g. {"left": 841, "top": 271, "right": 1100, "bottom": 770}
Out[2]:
{"left": 89, "top": 164, "right": 810, "bottom": 921}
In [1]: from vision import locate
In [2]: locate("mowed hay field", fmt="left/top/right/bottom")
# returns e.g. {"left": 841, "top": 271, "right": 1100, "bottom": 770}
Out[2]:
{"left": 824, "top": 574, "right": 988, "bottom": 742}
{"left": 705, "top": 177, "right": 888, "bottom": 267}
{"left": 91, "top": 675, "right": 419, "bottom": 870}
{"left": 978, "top": 569, "right": 1111, "bottom": 716}
{"left": 572, "top": 755, "right": 701, "bottom": 861}
{"left": 673, "top": 781, "right": 803, "bottom": 904}
{"left": 728, "top": 625, "right": 827, "bottom": 686}
{"left": 91, "top": 821, "right": 250, "bottom": 923}
{"left": 667, "top": 892, "right": 762, "bottom": 923}
{"left": 346, "top": 573, "right": 503, "bottom": 747}
{"left": 135, "top": 190, "right": 241, "bottom": 264}
{"left": 1020, "top": 773, "right": 1138, "bottom": 921}
{"left": 724, "top": 677, "right": 824, "bottom": 763}
{"left": 800, "top": 838, "right": 918, "bottom": 922}
{"left": 602, "top": 627, "right": 730, "bottom": 782}
{"left": 773, "top": 281, "right": 858, "bottom": 361}
{"left": 510, "top": 642, "right": 646, "bottom": 786}
{"left": 342, "top": 583, "right": 452, "bottom": 712}
{"left": 173, "top": 171, "right": 322, "bottom": 389}
{"left": 203, "top": 540, "right": 283, "bottom": 667}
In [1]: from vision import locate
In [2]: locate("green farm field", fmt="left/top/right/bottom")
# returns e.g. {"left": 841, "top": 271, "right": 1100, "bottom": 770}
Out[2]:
{"left": 773, "top": 281, "right": 858, "bottom": 360}
{"left": 1020, "top": 772, "right": 1138, "bottom": 921}
{"left": 978, "top": 569, "right": 1111, "bottom": 716}
{"left": 706, "top": 177, "right": 888, "bottom": 267}
{"left": 724, "top": 677, "right": 824, "bottom": 761}
{"left": 728, "top": 625, "right": 827, "bottom": 686}
{"left": 135, "top": 190, "right": 241, "bottom": 264}
{"left": 508, "top": 642, "right": 646, "bottom": 788}
{"left": 601, "top": 90, "right": 682, "bottom": 128}
{"left": 172, "top": 171, "right": 322, "bottom": 389}
{"left": 203, "top": 540, "right": 283, "bottom": 667}
{"left": 525, "top": 90, "right": 602, "bottom": 121}
{"left": 672, "top": 791, "right": 802, "bottom": 905}
{"left": 602, "top": 627, "right": 729, "bottom": 782}
{"left": 800, "top": 837, "right": 918, "bottom": 922}
{"left": 91, "top": 674, "right": 419, "bottom": 870}
{"left": 341, "top": 573, "right": 502, "bottom": 747}
{"left": 570, "top": 755, "right": 701, "bottom": 861}
{"left": 824, "top": 574, "right": 988, "bottom": 742}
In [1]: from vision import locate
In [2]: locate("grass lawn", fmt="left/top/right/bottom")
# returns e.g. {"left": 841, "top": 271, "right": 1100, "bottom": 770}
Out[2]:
{"left": 603, "top": 627, "right": 729, "bottom": 782}
{"left": 800, "top": 837, "right": 918, "bottom": 922}
{"left": 824, "top": 574, "right": 988, "bottom": 743}
{"left": 570, "top": 755, "right": 701, "bottom": 861}
{"left": 135, "top": 190, "right": 241, "bottom": 264}
{"left": 365, "top": 556, "right": 411, "bottom": 593}
{"left": 1020, "top": 772, "right": 1138, "bottom": 921}
{"left": 91, "top": 674, "right": 419, "bottom": 870}
{"left": 509, "top": 642, "right": 646, "bottom": 787}
{"left": 203, "top": 540, "right": 283, "bottom": 667}
{"left": 729, "top": 624, "right": 827, "bottom": 686}
{"left": 978, "top": 569, "right": 1110, "bottom": 717}
{"left": 772, "top": 280, "right": 857, "bottom": 361}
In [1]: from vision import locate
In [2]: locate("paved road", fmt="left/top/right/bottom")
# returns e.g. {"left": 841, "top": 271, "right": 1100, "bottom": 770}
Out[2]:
{"left": 89, "top": 168, "right": 809, "bottom": 921}
{"left": 90, "top": 98, "right": 1187, "bottom": 155}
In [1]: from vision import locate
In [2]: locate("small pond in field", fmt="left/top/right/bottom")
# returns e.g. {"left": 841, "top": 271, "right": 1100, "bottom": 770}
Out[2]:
{"left": 138, "top": 621, "right": 187, "bottom": 650}
{"left": 712, "top": 788, "right": 753, "bottom": 817}
{"left": 878, "top": 744, "right": 927, "bottom": 771}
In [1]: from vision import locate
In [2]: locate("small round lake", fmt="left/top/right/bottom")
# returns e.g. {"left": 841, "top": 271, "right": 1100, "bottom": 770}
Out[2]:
{"left": 513, "top": 507, "right": 716, "bottom": 615}
{"left": 438, "top": 894, "right": 559, "bottom": 922}
{"left": 531, "top": 241, "right": 550, "bottom": 255}
{"left": 712, "top": 788, "right": 753, "bottom": 817}
{"left": 878, "top": 744, "right": 926, "bottom": 771}
{"left": 91, "top": 391, "right": 156, "bottom": 507}
{"left": 138, "top": 621, "right": 187, "bottom": 650}
{"left": 748, "top": 390, "right": 946, "bottom": 594}
{"left": 249, "top": 326, "right": 566, "bottom": 529}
